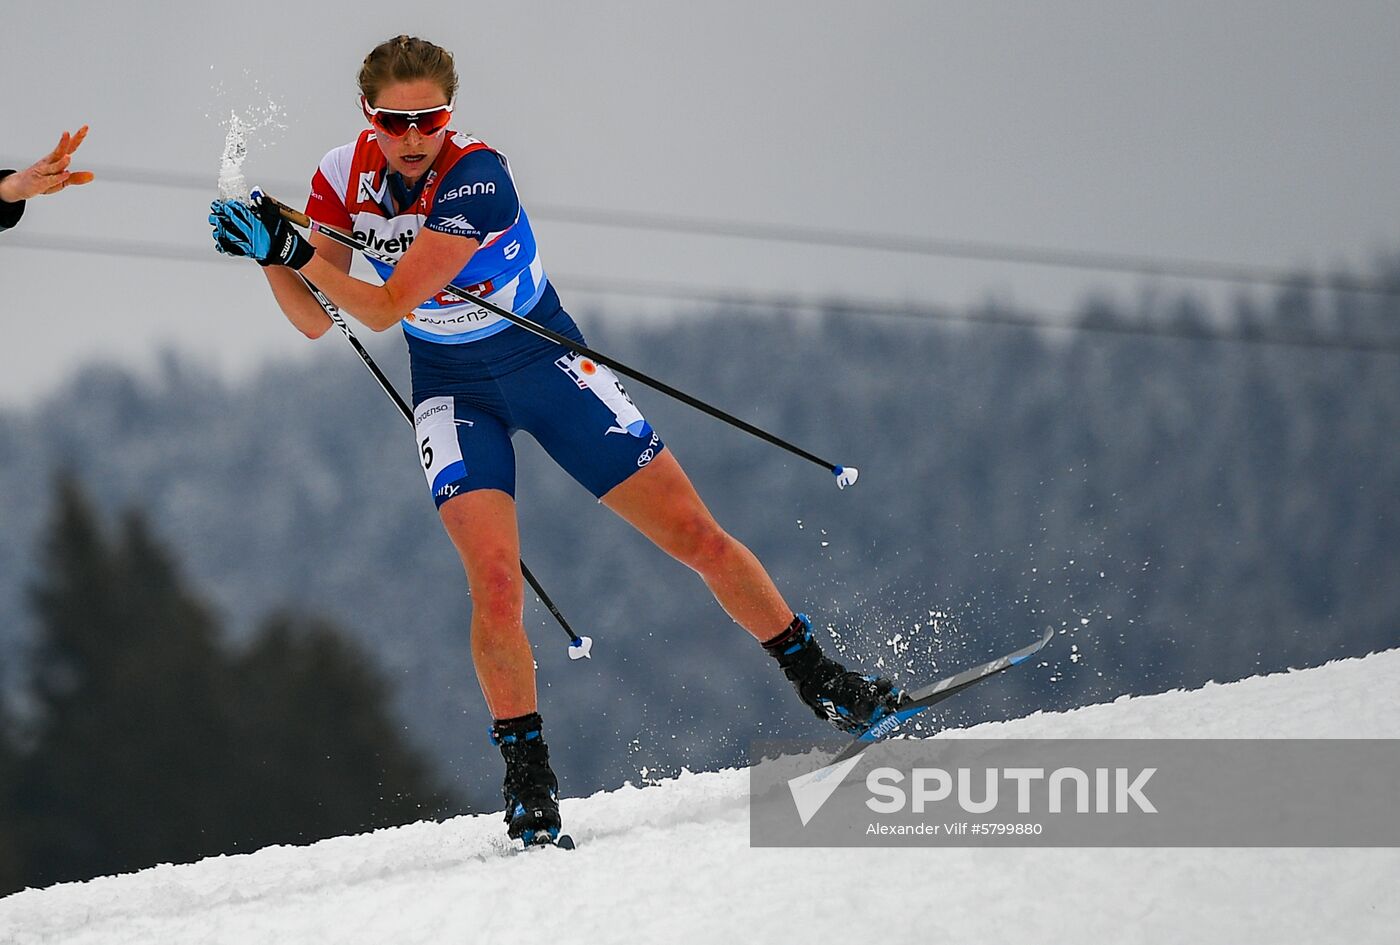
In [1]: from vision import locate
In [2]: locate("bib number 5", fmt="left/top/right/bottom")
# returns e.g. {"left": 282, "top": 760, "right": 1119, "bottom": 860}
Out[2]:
{"left": 413, "top": 396, "right": 467, "bottom": 500}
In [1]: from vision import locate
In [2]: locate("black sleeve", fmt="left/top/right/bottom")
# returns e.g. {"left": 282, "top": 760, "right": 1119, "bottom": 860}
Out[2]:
{"left": 0, "top": 170, "right": 25, "bottom": 233}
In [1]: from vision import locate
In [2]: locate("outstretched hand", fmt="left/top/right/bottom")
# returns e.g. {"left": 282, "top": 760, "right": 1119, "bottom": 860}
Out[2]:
{"left": 0, "top": 127, "right": 94, "bottom": 202}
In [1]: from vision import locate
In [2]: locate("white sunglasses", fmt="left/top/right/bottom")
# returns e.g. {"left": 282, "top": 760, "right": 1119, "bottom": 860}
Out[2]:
{"left": 360, "top": 96, "right": 455, "bottom": 137}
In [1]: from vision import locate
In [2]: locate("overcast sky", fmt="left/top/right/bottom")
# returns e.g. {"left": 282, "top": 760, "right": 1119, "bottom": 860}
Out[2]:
{"left": 3, "top": 1, "right": 1398, "bottom": 407}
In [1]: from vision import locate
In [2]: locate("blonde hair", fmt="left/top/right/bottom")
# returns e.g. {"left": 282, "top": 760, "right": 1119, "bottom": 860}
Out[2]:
{"left": 358, "top": 35, "right": 458, "bottom": 106}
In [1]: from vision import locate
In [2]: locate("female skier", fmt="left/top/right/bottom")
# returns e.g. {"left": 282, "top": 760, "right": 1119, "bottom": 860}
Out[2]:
{"left": 208, "top": 35, "right": 903, "bottom": 846}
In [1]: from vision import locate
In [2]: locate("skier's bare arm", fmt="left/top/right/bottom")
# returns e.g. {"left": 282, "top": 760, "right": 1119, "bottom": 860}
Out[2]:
{"left": 259, "top": 231, "right": 352, "bottom": 339}
{"left": 298, "top": 228, "right": 479, "bottom": 332}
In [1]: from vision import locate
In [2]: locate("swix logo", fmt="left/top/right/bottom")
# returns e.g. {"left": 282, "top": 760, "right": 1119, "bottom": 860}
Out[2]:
{"left": 357, "top": 171, "right": 387, "bottom": 206}
{"left": 442, "top": 181, "right": 496, "bottom": 200}
{"left": 436, "top": 214, "right": 476, "bottom": 232}
{"left": 503, "top": 240, "right": 521, "bottom": 260}
{"left": 354, "top": 226, "right": 417, "bottom": 255}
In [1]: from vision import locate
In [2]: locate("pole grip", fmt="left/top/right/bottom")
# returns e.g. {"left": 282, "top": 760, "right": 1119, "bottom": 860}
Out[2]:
{"left": 265, "top": 194, "right": 313, "bottom": 230}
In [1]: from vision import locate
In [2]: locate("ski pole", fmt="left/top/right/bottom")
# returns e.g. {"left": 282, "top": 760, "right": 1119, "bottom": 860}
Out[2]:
{"left": 260, "top": 191, "right": 860, "bottom": 491}
{"left": 298, "top": 274, "right": 594, "bottom": 661}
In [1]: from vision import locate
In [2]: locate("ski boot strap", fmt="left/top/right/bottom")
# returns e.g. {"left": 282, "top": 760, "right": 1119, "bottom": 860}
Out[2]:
{"left": 761, "top": 613, "right": 812, "bottom": 655}
{"left": 763, "top": 613, "right": 826, "bottom": 673}
{"left": 489, "top": 711, "right": 545, "bottom": 747}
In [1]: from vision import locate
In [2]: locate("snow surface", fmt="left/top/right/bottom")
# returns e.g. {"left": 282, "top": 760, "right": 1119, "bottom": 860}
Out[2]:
{"left": 3, "top": 649, "right": 1398, "bottom": 945}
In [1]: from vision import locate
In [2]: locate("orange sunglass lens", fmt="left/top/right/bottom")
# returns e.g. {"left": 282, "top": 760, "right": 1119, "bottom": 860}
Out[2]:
{"left": 372, "top": 108, "right": 451, "bottom": 137}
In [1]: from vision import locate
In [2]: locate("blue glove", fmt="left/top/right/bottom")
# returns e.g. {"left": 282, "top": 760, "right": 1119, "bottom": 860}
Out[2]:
{"left": 208, "top": 197, "right": 314, "bottom": 269}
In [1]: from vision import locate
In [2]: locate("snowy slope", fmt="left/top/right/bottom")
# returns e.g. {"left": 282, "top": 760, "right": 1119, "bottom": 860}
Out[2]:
{"left": 3, "top": 649, "right": 1398, "bottom": 945}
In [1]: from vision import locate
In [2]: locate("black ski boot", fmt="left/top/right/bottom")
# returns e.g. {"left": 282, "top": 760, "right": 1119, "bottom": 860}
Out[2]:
{"left": 490, "top": 712, "right": 562, "bottom": 846}
{"left": 763, "top": 613, "right": 906, "bottom": 735}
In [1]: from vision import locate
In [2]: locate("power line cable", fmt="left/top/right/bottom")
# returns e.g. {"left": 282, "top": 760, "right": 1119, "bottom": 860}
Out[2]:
{"left": 556, "top": 274, "right": 1400, "bottom": 355}
{"left": 6, "top": 233, "right": 1397, "bottom": 356}
{"left": 11, "top": 159, "right": 1397, "bottom": 298}
{"left": 4, "top": 233, "right": 210, "bottom": 263}
{"left": 533, "top": 208, "right": 1397, "bottom": 299}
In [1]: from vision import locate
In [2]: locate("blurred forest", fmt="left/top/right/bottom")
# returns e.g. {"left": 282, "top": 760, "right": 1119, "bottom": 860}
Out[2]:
{"left": 1, "top": 262, "right": 1397, "bottom": 891}
{"left": 0, "top": 479, "right": 453, "bottom": 895}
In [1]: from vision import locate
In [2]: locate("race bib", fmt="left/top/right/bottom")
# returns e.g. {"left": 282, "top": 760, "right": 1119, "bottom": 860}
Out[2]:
{"left": 554, "top": 353, "right": 649, "bottom": 436}
{"left": 413, "top": 396, "right": 468, "bottom": 500}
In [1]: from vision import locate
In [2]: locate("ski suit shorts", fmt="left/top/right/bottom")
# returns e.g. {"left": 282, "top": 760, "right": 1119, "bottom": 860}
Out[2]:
{"left": 407, "top": 282, "right": 665, "bottom": 507}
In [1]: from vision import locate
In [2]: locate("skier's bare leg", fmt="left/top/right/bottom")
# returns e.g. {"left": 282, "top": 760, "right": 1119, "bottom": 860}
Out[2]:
{"left": 601, "top": 449, "right": 792, "bottom": 641}
{"left": 603, "top": 450, "right": 903, "bottom": 733}
{"left": 438, "top": 488, "right": 536, "bottom": 719}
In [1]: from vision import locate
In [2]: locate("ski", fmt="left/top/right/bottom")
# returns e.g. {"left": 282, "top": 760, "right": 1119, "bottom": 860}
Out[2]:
{"left": 829, "top": 625, "right": 1054, "bottom": 765}
{"left": 516, "top": 833, "right": 576, "bottom": 854}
